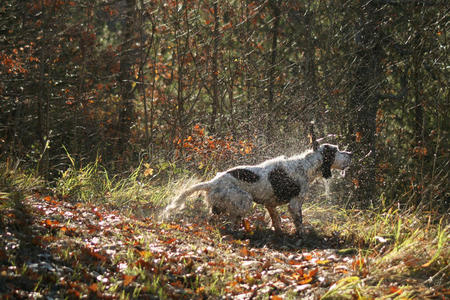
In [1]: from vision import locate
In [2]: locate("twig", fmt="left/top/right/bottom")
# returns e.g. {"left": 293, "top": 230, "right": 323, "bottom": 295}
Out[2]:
{"left": 424, "top": 264, "right": 449, "bottom": 284}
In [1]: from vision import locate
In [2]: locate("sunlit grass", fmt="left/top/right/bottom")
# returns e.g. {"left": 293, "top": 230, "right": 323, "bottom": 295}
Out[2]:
{"left": 1, "top": 160, "right": 447, "bottom": 298}
{"left": 311, "top": 200, "right": 449, "bottom": 298}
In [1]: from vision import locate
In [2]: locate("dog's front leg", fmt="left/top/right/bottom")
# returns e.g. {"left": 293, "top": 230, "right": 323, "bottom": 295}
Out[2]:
{"left": 288, "top": 198, "right": 303, "bottom": 236}
{"left": 266, "top": 206, "right": 282, "bottom": 233}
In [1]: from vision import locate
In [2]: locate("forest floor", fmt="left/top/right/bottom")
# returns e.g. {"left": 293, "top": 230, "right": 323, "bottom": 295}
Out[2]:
{"left": 0, "top": 189, "right": 448, "bottom": 299}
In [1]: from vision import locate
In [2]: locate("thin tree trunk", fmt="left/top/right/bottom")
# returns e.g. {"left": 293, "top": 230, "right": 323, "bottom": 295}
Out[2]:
{"left": 303, "top": 1, "right": 322, "bottom": 133}
{"left": 266, "top": 0, "right": 280, "bottom": 143}
{"left": 349, "top": 1, "right": 383, "bottom": 208}
{"left": 37, "top": 0, "right": 54, "bottom": 178}
{"left": 210, "top": 1, "right": 220, "bottom": 133}
{"left": 117, "top": 0, "right": 136, "bottom": 162}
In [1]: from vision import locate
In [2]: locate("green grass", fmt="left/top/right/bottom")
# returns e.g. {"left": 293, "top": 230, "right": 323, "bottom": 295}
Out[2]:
{"left": 0, "top": 162, "right": 448, "bottom": 299}
{"left": 311, "top": 203, "right": 449, "bottom": 299}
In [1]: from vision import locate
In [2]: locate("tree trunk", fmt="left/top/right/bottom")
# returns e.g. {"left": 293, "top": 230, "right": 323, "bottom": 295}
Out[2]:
{"left": 210, "top": 1, "right": 220, "bottom": 133}
{"left": 266, "top": 0, "right": 280, "bottom": 143}
{"left": 117, "top": 0, "right": 136, "bottom": 160}
{"left": 303, "top": 2, "right": 322, "bottom": 134}
{"left": 348, "top": 1, "right": 383, "bottom": 208}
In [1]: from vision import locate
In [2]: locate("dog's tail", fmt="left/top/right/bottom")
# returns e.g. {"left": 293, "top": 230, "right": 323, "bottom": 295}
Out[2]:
{"left": 161, "top": 180, "right": 213, "bottom": 220}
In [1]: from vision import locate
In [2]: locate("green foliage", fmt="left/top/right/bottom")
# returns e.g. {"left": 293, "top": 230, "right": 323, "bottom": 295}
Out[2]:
{"left": 56, "top": 157, "right": 107, "bottom": 203}
{"left": 0, "top": 161, "right": 43, "bottom": 210}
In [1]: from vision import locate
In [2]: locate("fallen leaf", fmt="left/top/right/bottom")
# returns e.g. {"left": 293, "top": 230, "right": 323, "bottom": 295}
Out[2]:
{"left": 304, "top": 254, "right": 313, "bottom": 261}
{"left": 240, "top": 246, "right": 249, "bottom": 257}
{"left": 307, "top": 268, "right": 318, "bottom": 277}
{"left": 316, "top": 259, "right": 331, "bottom": 265}
{"left": 162, "top": 237, "right": 176, "bottom": 244}
{"left": 89, "top": 283, "right": 98, "bottom": 292}
{"left": 243, "top": 219, "right": 252, "bottom": 233}
{"left": 123, "top": 274, "right": 137, "bottom": 286}
{"left": 299, "top": 277, "right": 313, "bottom": 285}
{"left": 389, "top": 285, "right": 402, "bottom": 295}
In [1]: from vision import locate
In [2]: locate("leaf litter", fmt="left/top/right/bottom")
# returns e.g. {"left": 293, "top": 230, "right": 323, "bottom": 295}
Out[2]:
{"left": 0, "top": 193, "right": 447, "bottom": 299}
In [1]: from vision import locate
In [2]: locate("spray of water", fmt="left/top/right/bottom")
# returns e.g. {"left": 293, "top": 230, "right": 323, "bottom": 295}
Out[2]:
{"left": 323, "top": 178, "right": 331, "bottom": 202}
{"left": 160, "top": 177, "right": 203, "bottom": 221}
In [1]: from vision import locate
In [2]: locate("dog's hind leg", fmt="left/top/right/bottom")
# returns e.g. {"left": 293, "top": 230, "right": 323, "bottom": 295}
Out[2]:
{"left": 208, "top": 185, "right": 253, "bottom": 226}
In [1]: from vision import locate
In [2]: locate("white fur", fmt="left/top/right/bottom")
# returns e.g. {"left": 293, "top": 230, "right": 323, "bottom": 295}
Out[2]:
{"left": 164, "top": 144, "right": 351, "bottom": 235}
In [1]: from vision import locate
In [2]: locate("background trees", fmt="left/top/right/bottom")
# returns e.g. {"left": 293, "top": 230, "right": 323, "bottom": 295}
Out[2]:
{"left": 0, "top": 0, "right": 448, "bottom": 209}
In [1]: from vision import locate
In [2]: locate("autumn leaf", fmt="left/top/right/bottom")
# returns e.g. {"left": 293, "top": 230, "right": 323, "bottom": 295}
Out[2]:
{"left": 123, "top": 274, "right": 137, "bottom": 286}
{"left": 355, "top": 131, "right": 362, "bottom": 142}
{"left": 243, "top": 218, "right": 253, "bottom": 234}
{"left": 162, "top": 237, "right": 176, "bottom": 244}
{"left": 137, "top": 250, "right": 153, "bottom": 258}
{"left": 288, "top": 259, "right": 302, "bottom": 266}
{"left": 299, "top": 277, "right": 313, "bottom": 284}
{"left": 143, "top": 167, "right": 154, "bottom": 177}
{"left": 88, "top": 283, "right": 98, "bottom": 292}
{"left": 389, "top": 285, "right": 402, "bottom": 295}
{"left": 316, "top": 259, "right": 331, "bottom": 265}
{"left": 240, "top": 246, "right": 254, "bottom": 257}
{"left": 303, "top": 253, "right": 313, "bottom": 261}
{"left": 307, "top": 268, "right": 318, "bottom": 277}
{"left": 43, "top": 219, "right": 60, "bottom": 227}
{"left": 352, "top": 257, "right": 365, "bottom": 271}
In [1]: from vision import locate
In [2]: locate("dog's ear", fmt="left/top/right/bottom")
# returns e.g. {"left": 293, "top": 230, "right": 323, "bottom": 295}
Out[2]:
{"left": 321, "top": 146, "right": 335, "bottom": 179}
{"left": 309, "top": 122, "right": 319, "bottom": 151}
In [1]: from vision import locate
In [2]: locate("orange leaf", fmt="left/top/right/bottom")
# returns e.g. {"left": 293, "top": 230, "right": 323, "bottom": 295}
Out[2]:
{"left": 89, "top": 283, "right": 98, "bottom": 292}
{"left": 243, "top": 219, "right": 252, "bottom": 233}
{"left": 163, "top": 238, "right": 176, "bottom": 244}
{"left": 240, "top": 247, "right": 249, "bottom": 257}
{"left": 389, "top": 285, "right": 402, "bottom": 295}
{"left": 307, "top": 268, "right": 318, "bottom": 278}
{"left": 123, "top": 274, "right": 137, "bottom": 286}
{"left": 67, "top": 289, "right": 80, "bottom": 297}
{"left": 352, "top": 257, "right": 365, "bottom": 270}
{"left": 44, "top": 219, "right": 60, "bottom": 227}
{"left": 288, "top": 260, "right": 302, "bottom": 265}
{"left": 299, "top": 277, "right": 313, "bottom": 284}
{"left": 137, "top": 250, "right": 153, "bottom": 258}
{"left": 355, "top": 131, "right": 362, "bottom": 142}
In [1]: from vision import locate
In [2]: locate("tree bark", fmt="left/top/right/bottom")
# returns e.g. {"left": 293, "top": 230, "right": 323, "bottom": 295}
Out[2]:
{"left": 117, "top": 0, "right": 136, "bottom": 160}
{"left": 348, "top": 1, "right": 383, "bottom": 208}
{"left": 266, "top": 0, "right": 280, "bottom": 143}
{"left": 210, "top": 1, "right": 220, "bottom": 133}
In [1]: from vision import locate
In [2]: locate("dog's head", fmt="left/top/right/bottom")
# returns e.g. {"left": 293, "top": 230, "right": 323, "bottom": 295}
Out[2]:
{"left": 317, "top": 144, "right": 352, "bottom": 179}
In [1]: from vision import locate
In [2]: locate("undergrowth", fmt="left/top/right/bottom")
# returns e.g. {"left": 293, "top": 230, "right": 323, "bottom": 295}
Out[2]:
{"left": 0, "top": 161, "right": 448, "bottom": 298}
{"left": 0, "top": 161, "right": 43, "bottom": 211}
{"left": 310, "top": 203, "right": 449, "bottom": 298}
